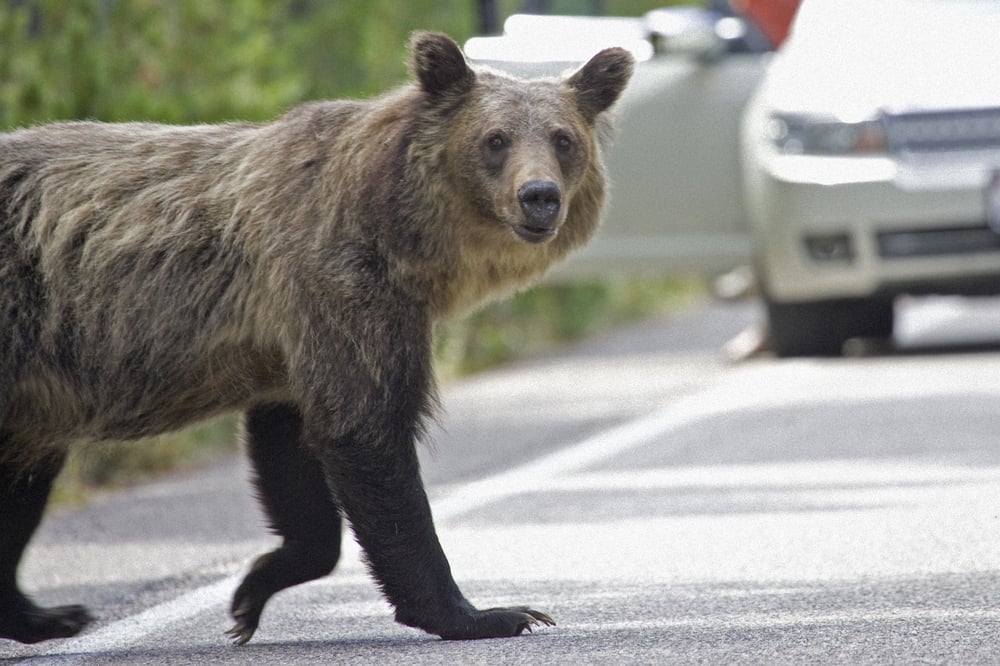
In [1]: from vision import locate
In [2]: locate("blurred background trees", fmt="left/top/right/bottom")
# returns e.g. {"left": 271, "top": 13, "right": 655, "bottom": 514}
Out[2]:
{"left": 0, "top": 0, "right": 673, "bottom": 129}
{"left": 0, "top": 0, "right": 477, "bottom": 128}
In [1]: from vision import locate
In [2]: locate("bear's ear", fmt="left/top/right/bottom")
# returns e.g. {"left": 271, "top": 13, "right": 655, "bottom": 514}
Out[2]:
{"left": 410, "top": 31, "right": 475, "bottom": 99}
{"left": 566, "top": 47, "right": 634, "bottom": 123}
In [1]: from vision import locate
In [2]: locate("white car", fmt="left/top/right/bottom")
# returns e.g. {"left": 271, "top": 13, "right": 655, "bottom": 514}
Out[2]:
{"left": 742, "top": 0, "right": 1000, "bottom": 355}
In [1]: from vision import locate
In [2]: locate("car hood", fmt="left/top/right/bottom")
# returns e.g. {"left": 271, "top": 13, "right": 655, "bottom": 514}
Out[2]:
{"left": 763, "top": 0, "right": 1000, "bottom": 119}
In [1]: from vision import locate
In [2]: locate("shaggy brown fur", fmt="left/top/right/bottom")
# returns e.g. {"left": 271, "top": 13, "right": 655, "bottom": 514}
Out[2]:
{"left": 0, "top": 32, "right": 633, "bottom": 645}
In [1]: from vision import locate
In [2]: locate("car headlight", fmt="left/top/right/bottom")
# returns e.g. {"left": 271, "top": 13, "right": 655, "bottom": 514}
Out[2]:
{"left": 766, "top": 113, "right": 887, "bottom": 155}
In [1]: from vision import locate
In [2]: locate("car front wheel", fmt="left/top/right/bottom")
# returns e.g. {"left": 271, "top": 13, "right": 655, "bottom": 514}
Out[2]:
{"left": 765, "top": 296, "right": 895, "bottom": 357}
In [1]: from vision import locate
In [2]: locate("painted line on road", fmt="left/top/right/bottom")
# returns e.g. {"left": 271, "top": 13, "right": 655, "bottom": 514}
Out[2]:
{"left": 22, "top": 574, "right": 242, "bottom": 664}
{"left": 20, "top": 390, "right": 711, "bottom": 663}
{"left": 429, "top": 387, "right": 730, "bottom": 523}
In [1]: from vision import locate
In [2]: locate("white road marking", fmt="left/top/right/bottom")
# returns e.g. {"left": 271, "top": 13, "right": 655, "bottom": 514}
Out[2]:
{"left": 429, "top": 390, "right": 728, "bottom": 523}
{"left": 24, "top": 575, "right": 242, "bottom": 662}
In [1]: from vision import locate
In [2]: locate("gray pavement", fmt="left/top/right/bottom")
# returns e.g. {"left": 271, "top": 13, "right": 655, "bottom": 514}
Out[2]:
{"left": 5, "top": 297, "right": 1000, "bottom": 664}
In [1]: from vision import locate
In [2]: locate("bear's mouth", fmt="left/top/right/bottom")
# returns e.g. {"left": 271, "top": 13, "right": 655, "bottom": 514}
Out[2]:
{"left": 512, "top": 223, "right": 558, "bottom": 244}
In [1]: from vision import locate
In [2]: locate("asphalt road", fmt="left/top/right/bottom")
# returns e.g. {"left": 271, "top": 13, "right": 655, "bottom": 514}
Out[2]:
{"left": 5, "top": 296, "right": 1000, "bottom": 665}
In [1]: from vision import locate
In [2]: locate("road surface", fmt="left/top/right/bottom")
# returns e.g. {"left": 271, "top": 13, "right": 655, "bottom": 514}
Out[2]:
{"left": 5, "top": 296, "right": 1000, "bottom": 664}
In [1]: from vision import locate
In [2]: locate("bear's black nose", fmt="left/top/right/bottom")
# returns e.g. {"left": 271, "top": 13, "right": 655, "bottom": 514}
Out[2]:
{"left": 517, "top": 180, "right": 562, "bottom": 229}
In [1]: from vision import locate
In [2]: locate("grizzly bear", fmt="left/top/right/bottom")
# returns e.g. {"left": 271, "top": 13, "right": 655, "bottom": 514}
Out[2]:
{"left": 0, "top": 32, "right": 633, "bottom": 645}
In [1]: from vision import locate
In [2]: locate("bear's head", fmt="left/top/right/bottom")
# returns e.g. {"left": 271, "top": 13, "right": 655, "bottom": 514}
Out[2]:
{"left": 409, "top": 32, "right": 634, "bottom": 250}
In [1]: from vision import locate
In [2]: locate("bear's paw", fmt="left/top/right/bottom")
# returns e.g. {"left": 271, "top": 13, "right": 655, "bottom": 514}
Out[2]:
{"left": 0, "top": 601, "right": 93, "bottom": 644}
{"left": 437, "top": 606, "right": 555, "bottom": 640}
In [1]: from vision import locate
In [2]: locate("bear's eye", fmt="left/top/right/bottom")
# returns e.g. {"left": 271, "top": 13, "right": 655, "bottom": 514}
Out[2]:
{"left": 485, "top": 132, "right": 508, "bottom": 152}
{"left": 554, "top": 132, "right": 574, "bottom": 153}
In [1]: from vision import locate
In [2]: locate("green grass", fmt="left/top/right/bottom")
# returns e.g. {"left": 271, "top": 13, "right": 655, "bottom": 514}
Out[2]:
{"left": 52, "top": 416, "right": 239, "bottom": 506}
{"left": 434, "top": 277, "right": 705, "bottom": 378}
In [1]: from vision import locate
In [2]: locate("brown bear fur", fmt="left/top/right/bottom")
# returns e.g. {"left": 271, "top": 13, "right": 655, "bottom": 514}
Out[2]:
{"left": 0, "top": 32, "right": 633, "bottom": 645}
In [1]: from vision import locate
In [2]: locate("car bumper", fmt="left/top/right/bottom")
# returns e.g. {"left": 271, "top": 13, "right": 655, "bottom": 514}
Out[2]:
{"left": 745, "top": 147, "right": 1000, "bottom": 302}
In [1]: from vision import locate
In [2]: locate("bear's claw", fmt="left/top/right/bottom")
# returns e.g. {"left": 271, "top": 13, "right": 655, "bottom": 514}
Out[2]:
{"left": 508, "top": 608, "right": 555, "bottom": 636}
{"left": 438, "top": 606, "right": 555, "bottom": 640}
{"left": 519, "top": 608, "right": 556, "bottom": 632}
{"left": 225, "top": 600, "right": 261, "bottom": 646}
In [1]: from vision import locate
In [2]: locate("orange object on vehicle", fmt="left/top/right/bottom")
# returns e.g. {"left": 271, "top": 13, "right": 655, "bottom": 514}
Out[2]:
{"left": 731, "top": 0, "right": 801, "bottom": 47}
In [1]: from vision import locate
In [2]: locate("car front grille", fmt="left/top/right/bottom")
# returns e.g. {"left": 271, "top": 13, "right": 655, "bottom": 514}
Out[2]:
{"left": 883, "top": 108, "right": 1000, "bottom": 154}
{"left": 877, "top": 224, "right": 1000, "bottom": 258}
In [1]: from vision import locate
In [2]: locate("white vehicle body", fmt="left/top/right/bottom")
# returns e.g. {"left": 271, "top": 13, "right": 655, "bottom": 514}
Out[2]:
{"left": 742, "top": 0, "right": 1000, "bottom": 354}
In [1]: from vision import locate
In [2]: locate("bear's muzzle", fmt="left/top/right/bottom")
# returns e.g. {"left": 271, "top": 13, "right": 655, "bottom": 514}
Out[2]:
{"left": 515, "top": 179, "right": 561, "bottom": 243}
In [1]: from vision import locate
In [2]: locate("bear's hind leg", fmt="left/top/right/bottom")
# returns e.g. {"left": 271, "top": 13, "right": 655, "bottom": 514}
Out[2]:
{"left": 227, "top": 403, "right": 343, "bottom": 646}
{"left": 0, "top": 454, "right": 93, "bottom": 644}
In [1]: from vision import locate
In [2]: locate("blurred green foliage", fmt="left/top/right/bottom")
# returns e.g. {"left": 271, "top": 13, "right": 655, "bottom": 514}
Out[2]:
{"left": 0, "top": 0, "right": 482, "bottom": 128}
{"left": 0, "top": 0, "right": 682, "bottom": 128}
{"left": 435, "top": 277, "right": 703, "bottom": 377}
{"left": 53, "top": 417, "right": 239, "bottom": 505}
{"left": 1, "top": 0, "right": 699, "bottom": 491}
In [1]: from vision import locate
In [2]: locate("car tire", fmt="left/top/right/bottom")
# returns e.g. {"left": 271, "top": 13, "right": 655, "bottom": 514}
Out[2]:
{"left": 765, "top": 296, "right": 895, "bottom": 357}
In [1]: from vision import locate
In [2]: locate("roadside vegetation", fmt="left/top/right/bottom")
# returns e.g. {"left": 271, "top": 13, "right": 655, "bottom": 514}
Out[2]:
{"left": 1, "top": 0, "right": 697, "bottom": 498}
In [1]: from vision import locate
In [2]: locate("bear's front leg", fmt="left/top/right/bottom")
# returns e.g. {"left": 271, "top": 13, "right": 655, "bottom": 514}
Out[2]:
{"left": 311, "top": 421, "right": 554, "bottom": 640}
{"left": 293, "top": 301, "right": 553, "bottom": 640}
